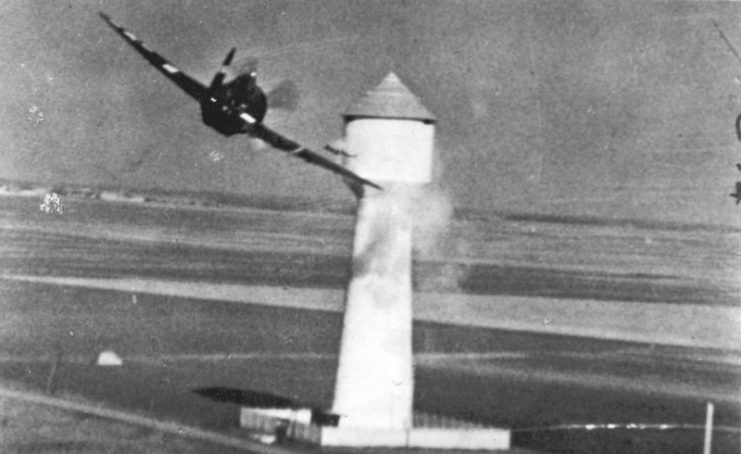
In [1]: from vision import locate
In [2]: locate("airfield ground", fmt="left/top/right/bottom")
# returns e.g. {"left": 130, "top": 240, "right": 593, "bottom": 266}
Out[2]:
{"left": 0, "top": 195, "right": 739, "bottom": 453}
{"left": 0, "top": 382, "right": 257, "bottom": 454}
{"left": 1, "top": 279, "right": 739, "bottom": 454}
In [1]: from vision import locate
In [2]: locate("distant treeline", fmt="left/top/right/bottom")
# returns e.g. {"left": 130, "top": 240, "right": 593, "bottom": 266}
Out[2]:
{"left": 2, "top": 178, "right": 738, "bottom": 234}
{"left": 0, "top": 178, "right": 355, "bottom": 214}
{"left": 453, "top": 208, "right": 741, "bottom": 234}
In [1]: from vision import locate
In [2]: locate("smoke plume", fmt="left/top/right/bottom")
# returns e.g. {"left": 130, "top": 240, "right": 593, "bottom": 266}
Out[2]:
{"left": 406, "top": 185, "right": 468, "bottom": 293}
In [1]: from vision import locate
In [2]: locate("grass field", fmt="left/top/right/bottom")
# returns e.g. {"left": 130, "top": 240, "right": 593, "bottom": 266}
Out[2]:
{"left": 0, "top": 382, "right": 261, "bottom": 454}
{"left": 1, "top": 195, "right": 740, "bottom": 453}
{"left": 1, "top": 280, "right": 739, "bottom": 454}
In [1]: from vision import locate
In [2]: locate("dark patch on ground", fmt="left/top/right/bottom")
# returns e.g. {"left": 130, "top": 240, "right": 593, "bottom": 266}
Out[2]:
{"left": 193, "top": 387, "right": 297, "bottom": 408}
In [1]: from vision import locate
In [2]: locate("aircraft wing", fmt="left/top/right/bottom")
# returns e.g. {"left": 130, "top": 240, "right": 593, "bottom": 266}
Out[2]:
{"left": 247, "top": 122, "right": 382, "bottom": 190}
{"left": 100, "top": 13, "right": 207, "bottom": 101}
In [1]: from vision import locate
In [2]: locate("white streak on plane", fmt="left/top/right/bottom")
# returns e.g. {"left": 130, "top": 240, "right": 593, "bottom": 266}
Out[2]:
{"left": 161, "top": 63, "right": 179, "bottom": 74}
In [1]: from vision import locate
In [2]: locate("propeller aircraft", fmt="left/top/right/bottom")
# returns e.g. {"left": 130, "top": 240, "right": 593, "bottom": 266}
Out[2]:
{"left": 99, "top": 13, "right": 381, "bottom": 190}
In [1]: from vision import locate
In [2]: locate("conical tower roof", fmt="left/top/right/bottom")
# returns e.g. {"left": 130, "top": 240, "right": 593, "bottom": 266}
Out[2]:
{"left": 344, "top": 72, "right": 435, "bottom": 122}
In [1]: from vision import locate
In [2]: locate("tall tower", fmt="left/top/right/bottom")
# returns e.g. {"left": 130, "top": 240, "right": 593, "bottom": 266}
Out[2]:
{"left": 330, "top": 73, "right": 435, "bottom": 434}
{"left": 240, "top": 73, "right": 510, "bottom": 449}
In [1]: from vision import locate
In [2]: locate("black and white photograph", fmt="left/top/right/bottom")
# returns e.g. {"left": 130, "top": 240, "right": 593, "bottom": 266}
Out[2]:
{"left": 0, "top": 1, "right": 739, "bottom": 453}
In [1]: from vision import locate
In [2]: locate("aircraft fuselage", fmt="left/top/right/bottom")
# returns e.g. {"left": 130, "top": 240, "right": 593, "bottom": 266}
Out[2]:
{"left": 98, "top": 11, "right": 383, "bottom": 189}
{"left": 201, "top": 74, "right": 268, "bottom": 136}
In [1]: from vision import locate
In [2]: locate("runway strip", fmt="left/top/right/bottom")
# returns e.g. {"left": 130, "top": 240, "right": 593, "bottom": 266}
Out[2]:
{"left": 0, "top": 385, "right": 296, "bottom": 454}
{"left": 3, "top": 274, "right": 741, "bottom": 350}
{"left": 0, "top": 352, "right": 529, "bottom": 365}
{"left": 422, "top": 358, "right": 740, "bottom": 404}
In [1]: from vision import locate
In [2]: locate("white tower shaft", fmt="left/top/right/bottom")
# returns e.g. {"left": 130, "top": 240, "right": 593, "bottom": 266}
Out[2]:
{"left": 330, "top": 72, "right": 435, "bottom": 433}
{"left": 332, "top": 185, "right": 415, "bottom": 429}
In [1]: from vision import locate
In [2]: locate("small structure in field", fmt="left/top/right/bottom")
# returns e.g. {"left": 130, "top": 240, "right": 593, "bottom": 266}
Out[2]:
{"left": 96, "top": 350, "right": 123, "bottom": 367}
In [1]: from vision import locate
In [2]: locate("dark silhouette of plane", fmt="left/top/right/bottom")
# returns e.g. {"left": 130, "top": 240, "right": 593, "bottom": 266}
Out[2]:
{"left": 731, "top": 182, "right": 741, "bottom": 205}
{"left": 99, "top": 13, "right": 380, "bottom": 190}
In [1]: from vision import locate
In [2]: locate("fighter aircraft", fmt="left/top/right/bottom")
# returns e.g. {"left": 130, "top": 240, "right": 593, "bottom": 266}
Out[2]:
{"left": 731, "top": 182, "right": 741, "bottom": 205}
{"left": 99, "top": 13, "right": 381, "bottom": 190}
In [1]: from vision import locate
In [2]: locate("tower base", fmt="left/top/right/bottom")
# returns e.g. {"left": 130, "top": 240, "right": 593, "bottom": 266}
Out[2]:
{"left": 319, "top": 426, "right": 511, "bottom": 449}
{"left": 240, "top": 406, "right": 511, "bottom": 450}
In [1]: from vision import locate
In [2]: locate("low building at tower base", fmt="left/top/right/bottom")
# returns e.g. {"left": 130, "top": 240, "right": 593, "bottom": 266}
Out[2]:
{"left": 239, "top": 405, "right": 511, "bottom": 449}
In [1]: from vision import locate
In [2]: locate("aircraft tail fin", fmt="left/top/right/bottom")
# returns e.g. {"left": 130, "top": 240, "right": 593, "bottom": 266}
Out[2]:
{"left": 210, "top": 47, "right": 236, "bottom": 89}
